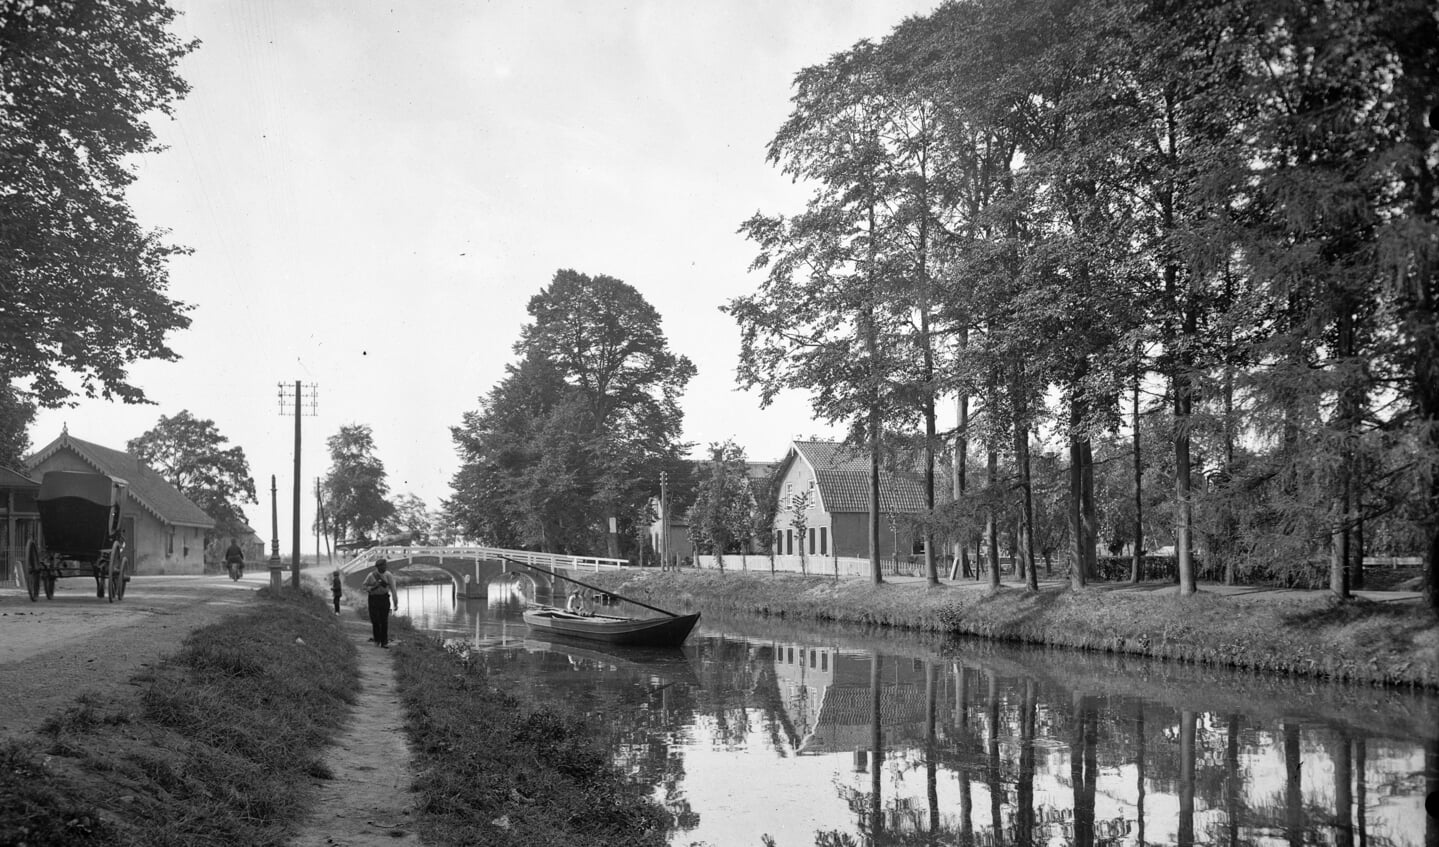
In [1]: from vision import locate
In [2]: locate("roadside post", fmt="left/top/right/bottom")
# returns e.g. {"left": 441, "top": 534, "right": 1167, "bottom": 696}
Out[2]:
{"left": 268, "top": 474, "right": 283, "bottom": 591}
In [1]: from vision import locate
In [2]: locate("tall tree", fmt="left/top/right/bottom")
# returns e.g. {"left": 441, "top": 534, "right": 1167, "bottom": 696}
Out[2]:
{"left": 127, "top": 411, "right": 257, "bottom": 542}
{"left": 449, "top": 271, "right": 693, "bottom": 557}
{"left": 728, "top": 42, "right": 911, "bottom": 584}
{"left": 1, "top": 0, "right": 194, "bottom": 408}
{"left": 323, "top": 424, "right": 393, "bottom": 544}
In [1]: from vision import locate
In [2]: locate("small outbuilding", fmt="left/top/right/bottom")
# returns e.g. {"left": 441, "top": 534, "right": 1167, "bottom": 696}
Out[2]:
{"left": 0, "top": 466, "right": 41, "bottom": 585}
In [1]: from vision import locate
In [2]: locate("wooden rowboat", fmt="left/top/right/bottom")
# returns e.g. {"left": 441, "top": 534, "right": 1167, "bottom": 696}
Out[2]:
{"left": 521, "top": 606, "right": 700, "bottom": 647}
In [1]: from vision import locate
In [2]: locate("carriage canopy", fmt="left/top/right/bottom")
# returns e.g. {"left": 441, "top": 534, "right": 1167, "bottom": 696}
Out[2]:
{"left": 36, "top": 471, "right": 128, "bottom": 559}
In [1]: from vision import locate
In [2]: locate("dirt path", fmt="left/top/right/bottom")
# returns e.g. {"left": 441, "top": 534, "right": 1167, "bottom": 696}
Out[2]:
{"left": 286, "top": 617, "right": 426, "bottom": 847}
{"left": 0, "top": 573, "right": 258, "bottom": 738}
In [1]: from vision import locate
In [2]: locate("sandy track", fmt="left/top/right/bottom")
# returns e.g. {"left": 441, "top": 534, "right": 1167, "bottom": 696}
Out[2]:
{"left": 0, "top": 572, "right": 261, "bottom": 738}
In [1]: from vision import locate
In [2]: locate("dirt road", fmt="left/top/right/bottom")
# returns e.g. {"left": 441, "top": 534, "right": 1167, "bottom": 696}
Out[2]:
{"left": 0, "top": 571, "right": 264, "bottom": 738}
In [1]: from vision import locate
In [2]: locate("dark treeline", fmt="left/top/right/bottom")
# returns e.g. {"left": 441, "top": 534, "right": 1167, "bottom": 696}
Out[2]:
{"left": 727, "top": 0, "right": 1438, "bottom": 608}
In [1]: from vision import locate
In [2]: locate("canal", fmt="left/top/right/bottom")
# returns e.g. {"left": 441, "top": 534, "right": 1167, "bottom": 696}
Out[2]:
{"left": 396, "top": 581, "right": 1438, "bottom": 847}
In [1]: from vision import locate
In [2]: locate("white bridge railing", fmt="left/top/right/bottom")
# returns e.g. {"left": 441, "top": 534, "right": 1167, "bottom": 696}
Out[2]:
{"left": 339, "top": 545, "right": 629, "bottom": 576}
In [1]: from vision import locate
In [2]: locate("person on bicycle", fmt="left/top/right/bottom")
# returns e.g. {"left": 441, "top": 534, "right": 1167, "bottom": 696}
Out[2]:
{"left": 224, "top": 539, "right": 245, "bottom": 577}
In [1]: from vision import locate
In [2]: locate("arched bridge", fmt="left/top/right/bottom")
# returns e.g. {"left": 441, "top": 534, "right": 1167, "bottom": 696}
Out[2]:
{"left": 337, "top": 546, "right": 629, "bottom": 599}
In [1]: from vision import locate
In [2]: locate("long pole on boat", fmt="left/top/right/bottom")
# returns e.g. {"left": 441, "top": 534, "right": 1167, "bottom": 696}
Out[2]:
{"left": 498, "top": 555, "right": 683, "bottom": 618}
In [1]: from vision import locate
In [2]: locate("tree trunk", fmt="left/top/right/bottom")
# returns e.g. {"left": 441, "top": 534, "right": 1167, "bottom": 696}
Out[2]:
{"left": 986, "top": 449, "right": 1000, "bottom": 589}
{"left": 1174, "top": 343, "right": 1197, "bottom": 595}
{"left": 1081, "top": 439, "right": 1098, "bottom": 578}
{"left": 954, "top": 385, "right": 971, "bottom": 579}
{"left": 919, "top": 214, "right": 938, "bottom": 587}
{"left": 1352, "top": 508, "right": 1365, "bottom": 589}
{"left": 1332, "top": 305, "right": 1357, "bottom": 599}
{"left": 1015, "top": 417, "right": 1037, "bottom": 592}
{"left": 1132, "top": 360, "right": 1144, "bottom": 584}
{"left": 1070, "top": 434, "right": 1087, "bottom": 589}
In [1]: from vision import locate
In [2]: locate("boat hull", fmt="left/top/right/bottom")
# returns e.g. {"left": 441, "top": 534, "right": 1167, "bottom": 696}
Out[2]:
{"left": 522, "top": 607, "right": 700, "bottom": 647}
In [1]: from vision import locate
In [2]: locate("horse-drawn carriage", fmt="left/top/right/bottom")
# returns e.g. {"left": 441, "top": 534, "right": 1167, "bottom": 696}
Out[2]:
{"left": 24, "top": 471, "right": 132, "bottom": 602}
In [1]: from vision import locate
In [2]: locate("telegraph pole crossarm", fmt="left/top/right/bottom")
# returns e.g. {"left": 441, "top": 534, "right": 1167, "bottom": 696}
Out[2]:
{"left": 278, "top": 382, "right": 319, "bottom": 589}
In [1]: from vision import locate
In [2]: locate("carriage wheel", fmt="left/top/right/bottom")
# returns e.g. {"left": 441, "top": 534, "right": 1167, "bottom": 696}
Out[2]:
{"left": 116, "top": 552, "right": 130, "bottom": 600}
{"left": 106, "top": 542, "right": 122, "bottom": 602}
{"left": 25, "top": 542, "right": 40, "bottom": 602}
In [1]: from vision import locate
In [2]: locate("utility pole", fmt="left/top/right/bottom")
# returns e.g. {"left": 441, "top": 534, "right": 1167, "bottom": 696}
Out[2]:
{"left": 278, "top": 381, "right": 318, "bottom": 589}
{"left": 660, "top": 469, "right": 668, "bottom": 571}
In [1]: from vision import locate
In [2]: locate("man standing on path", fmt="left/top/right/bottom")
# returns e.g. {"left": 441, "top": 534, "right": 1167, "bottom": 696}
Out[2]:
{"left": 362, "top": 559, "right": 398, "bottom": 648}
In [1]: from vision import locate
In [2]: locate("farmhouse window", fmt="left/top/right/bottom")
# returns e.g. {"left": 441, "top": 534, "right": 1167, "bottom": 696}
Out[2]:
{"left": 786, "top": 529, "right": 793, "bottom": 555}
{"left": 808, "top": 528, "right": 815, "bottom": 554}
{"left": 167, "top": 528, "right": 175, "bottom": 556}
{"left": 820, "top": 527, "right": 828, "bottom": 555}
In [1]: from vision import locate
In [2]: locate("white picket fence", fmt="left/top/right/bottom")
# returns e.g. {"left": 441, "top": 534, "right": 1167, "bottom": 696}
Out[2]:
{"left": 690, "top": 553, "right": 895, "bottom": 578}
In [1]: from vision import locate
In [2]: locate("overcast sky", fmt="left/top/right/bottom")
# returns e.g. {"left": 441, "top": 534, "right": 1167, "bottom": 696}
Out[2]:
{"left": 32, "top": 0, "right": 941, "bottom": 549}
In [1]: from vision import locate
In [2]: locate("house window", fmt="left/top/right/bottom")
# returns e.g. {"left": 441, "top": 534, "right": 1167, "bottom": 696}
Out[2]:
{"left": 808, "top": 528, "right": 815, "bottom": 554}
{"left": 786, "top": 483, "right": 793, "bottom": 496}
{"left": 822, "top": 652, "right": 828, "bottom": 672}
{"left": 788, "top": 648, "right": 794, "bottom": 664}
{"left": 786, "top": 529, "right": 793, "bottom": 555}
{"left": 166, "top": 528, "right": 175, "bottom": 556}
{"left": 820, "top": 527, "right": 828, "bottom": 556}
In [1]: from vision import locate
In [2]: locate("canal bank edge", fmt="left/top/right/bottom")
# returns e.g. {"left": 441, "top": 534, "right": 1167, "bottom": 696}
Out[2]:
{"left": 576, "top": 570, "right": 1439, "bottom": 691}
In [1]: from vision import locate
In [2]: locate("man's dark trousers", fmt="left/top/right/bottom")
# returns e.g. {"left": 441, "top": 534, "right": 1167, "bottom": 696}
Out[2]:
{"left": 368, "top": 594, "right": 391, "bottom": 646}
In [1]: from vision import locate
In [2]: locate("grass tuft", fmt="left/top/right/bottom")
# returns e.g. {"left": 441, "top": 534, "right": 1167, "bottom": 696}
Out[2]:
{"left": 394, "top": 628, "right": 673, "bottom": 846}
{"left": 0, "top": 586, "right": 358, "bottom": 847}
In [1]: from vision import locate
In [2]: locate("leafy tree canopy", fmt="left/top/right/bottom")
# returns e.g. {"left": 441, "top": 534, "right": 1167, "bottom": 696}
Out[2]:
{"left": 323, "top": 424, "right": 394, "bottom": 544}
{"left": 686, "top": 440, "right": 756, "bottom": 565}
{"left": 449, "top": 270, "right": 694, "bottom": 556}
{"left": 1, "top": 0, "right": 196, "bottom": 408}
{"left": 127, "top": 410, "right": 256, "bottom": 541}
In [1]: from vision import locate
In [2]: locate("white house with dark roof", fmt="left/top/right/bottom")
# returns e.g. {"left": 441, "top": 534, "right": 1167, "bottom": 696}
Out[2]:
{"left": 26, "top": 431, "right": 215, "bottom": 575}
{"left": 769, "top": 440, "right": 926, "bottom": 573}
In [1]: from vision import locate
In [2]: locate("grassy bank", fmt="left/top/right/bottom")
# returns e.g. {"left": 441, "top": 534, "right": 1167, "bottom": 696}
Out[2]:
{"left": 578, "top": 570, "right": 1439, "bottom": 690}
{"left": 0, "top": 587, "right": 357, "bottom": 847}
{"left": 393, "top": 628, "right": 671, "bottom": 847}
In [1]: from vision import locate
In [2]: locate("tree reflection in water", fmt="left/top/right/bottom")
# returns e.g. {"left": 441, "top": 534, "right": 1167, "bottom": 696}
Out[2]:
{"left": 425, "top": 602, "right": 1437, "bottom": 847}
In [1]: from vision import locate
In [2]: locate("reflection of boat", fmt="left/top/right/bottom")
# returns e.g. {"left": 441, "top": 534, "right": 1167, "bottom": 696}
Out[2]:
{"left": 521, "top": 636, "right": 701, "bottom": 688}
{"left": 521, "top": 605, "right": 700, "bottom": 646}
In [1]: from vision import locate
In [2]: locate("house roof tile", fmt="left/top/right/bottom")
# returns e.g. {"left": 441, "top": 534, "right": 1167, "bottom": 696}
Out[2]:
{"left": 792, "top": 440, "right": 927, "bottom": 514}
{"left": 27, "top": 433, "right": 216, "bottom": 528}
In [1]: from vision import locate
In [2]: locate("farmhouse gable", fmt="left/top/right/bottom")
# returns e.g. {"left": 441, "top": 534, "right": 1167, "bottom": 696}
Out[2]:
{"left": 26, "top": 431, "right": 214, "bottom": 575}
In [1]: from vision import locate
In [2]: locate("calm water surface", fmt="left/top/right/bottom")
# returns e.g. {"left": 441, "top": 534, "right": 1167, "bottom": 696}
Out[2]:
{"left": 396, "top": 582, "right": 1438, "bottom": 847}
